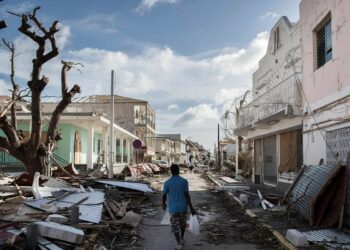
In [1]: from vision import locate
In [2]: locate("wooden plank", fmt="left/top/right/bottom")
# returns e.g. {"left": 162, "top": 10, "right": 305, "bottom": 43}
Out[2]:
{"left": 272, "top": 230, "right": 297, "bottom": 250}
{"left": 219, "top": 176, "right": 238, "bottom": 184}
{"left": 103, "top": 201, "right": 116, "bottom": 220}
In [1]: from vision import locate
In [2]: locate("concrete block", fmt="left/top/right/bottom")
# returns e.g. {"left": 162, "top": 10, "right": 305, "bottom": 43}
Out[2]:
{"left": 46, "top": 214, "right": 68, "bottom": 224}
{"left": 35, "top": 221, "right": 84, "bottom": 244}
{"left": 239, "top": 194, "right": 248, "bottom": 204}
{"left": 285, "top": 229, "right": 309, "bottom": 247}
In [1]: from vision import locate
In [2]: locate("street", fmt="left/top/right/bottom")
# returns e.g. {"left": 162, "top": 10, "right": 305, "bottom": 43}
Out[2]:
{"left": 133, "top": 173, "right": 274, "bottom": 250}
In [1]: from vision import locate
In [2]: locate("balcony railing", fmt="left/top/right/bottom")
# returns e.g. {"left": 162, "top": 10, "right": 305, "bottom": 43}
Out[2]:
{"left": 237, "top": 75, "right": 302, "bottom": 129}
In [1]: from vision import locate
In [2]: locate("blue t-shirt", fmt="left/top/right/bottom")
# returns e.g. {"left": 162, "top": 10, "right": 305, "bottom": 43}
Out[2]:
{"left": 163, "top": 175, "right": 189, "bottom": 214}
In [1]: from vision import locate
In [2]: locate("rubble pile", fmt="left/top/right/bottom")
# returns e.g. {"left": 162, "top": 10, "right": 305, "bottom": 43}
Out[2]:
{"left": 0, "top": 170, "right": 155, "bottom": 249}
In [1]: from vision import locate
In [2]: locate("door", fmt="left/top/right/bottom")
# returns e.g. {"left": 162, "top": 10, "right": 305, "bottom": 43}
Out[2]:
{"left": 254, "top": 139, "right": 263, "bottom": 184}
{"left": 263, "top": 135, "right": 277, "bottom": 185}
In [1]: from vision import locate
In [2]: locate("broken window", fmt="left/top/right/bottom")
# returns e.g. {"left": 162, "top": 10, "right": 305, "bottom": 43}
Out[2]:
{"left": 315, "top": 13, "right": 332, "bottom": 68}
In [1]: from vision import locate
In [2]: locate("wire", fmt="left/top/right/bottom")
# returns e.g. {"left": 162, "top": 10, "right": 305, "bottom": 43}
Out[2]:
{"left": 289, "top": 53, "right": 337, "bottom": 161}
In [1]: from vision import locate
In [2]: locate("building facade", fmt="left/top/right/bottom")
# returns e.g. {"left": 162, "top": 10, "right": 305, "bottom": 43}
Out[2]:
{"left": 0, "top": 108, "right": 137, "bottom": 172}
{"left": 42, "top": 95, "right": 156, "bottom": 162}
{"left": 234, "top": 17, "right": 303, "bottom": 191}
{"left": 299, "top": 0, "right": 350, "bottom": 225}
{"left": 155, "top": 134, "right": 186, "bottom": 164}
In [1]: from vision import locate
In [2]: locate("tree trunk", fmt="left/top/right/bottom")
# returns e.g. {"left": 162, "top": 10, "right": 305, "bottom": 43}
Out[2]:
{"left": 24, "top": 156, "right": 46, "bottom": 175}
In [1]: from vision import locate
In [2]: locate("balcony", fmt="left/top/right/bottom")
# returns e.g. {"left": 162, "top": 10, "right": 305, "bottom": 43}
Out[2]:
{"left": 236, "top": 76, "right": 302, "bottom": 130}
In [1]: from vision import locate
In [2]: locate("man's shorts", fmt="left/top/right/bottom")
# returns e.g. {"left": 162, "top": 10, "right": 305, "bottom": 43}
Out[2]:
{"left": 170, "top": 212, "right": 187, "bottom": 233}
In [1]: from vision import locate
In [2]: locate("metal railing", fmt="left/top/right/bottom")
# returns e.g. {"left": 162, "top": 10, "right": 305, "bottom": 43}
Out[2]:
{"left": 237, "top": 75, "right": 302, "bottom": 128}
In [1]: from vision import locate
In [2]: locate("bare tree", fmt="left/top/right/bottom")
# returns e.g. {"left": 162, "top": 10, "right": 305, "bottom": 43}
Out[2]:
{"left": 0, "top": 7, "right": 81, "bottom": 175}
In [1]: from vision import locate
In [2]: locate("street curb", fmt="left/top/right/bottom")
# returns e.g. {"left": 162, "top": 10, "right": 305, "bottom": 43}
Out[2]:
{"left": 207, "top": 174, "right": 296, "bottom": 250}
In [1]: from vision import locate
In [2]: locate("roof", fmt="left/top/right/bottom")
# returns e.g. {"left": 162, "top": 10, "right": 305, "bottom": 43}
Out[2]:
{"left": 71, "top": 95, "right": 148, "bottom": 104}
{"left": 0, "top": 95, "right": 11, "bottom": 102}
{"left": 156, "top": 134, "right": 181, "bottom": 140}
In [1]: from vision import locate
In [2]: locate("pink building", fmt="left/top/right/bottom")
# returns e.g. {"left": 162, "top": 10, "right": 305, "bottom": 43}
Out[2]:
{"left": 300, "top": 0, "right": 350, "bottom": 166}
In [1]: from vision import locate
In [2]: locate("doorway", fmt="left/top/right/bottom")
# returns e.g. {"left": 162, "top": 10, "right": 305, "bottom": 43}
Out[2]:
{"left": 263, "top": 135, "right": 277, "bottom": 186}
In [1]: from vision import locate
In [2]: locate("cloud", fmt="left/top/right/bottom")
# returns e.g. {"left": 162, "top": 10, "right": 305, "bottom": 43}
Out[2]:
{"left": 67, "top": 14, "right": 118, "bottom": 34}
{"left": 56, "top": 24, "right": 71, "bottom": 50}
{"left": 174, "top": 104, "right": 219, "bottom": 127}
{"left": 136, "top": 0, "right": 180, "bottom": 14}
{"left": 0, "top": 2, "right": 34, "bottom": 16}
{"left": 258, "top": 12, "right": 281, "bottom": 20}
{"left": 0, "top": 30, "right": 268, "bottom": 148}
{"left": 0, "top": 80, "right": 10, "bottom": 96}
{"left": 214, "top": 88, "right": 246, "bottom": 105}
{"left": 210, "top": 32, "right": 268, "bottom": 79}
{"left": 0, "top": 23, "right": 72, "bottom": 89}
{"left": 167, "top": 104, "right": 179, "bottom": 111}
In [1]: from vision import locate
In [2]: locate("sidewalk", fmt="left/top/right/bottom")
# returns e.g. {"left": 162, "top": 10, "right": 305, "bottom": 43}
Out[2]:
{"left": 206, "top": 173, "right": 303, "bottom": 250}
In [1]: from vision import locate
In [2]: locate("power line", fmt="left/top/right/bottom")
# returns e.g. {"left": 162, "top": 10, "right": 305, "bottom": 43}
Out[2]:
{"left": 289, "top": 53, "right": 337, "bottom": 161}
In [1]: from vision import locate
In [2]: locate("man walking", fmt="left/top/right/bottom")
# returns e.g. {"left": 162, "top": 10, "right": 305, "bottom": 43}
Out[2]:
{"left": 163, "top": 164, "right": 196, "bottom": 250}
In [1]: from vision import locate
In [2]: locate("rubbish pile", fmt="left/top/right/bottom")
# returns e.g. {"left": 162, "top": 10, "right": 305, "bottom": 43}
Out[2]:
{"left": 0, "top": 171, "right": 154, "bottom": 249}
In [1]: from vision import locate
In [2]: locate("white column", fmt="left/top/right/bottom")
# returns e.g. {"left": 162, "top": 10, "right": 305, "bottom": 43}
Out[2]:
{"left": 127, "top": 139, "right": 131, "bottom": 163}
{"left": 87, "top": 123, "right": 95, "bottom": 169}
{"left": 112, "top": 135, "right": 116, "bottom": 164}
{"left": 235, "top": 136, "right": 239, "bottom": 176}
{"left": 121, "top": 137, "right": 124, "bottom": 163}
{"left": 103, "top": 127, "right": 108, "bottom": 164}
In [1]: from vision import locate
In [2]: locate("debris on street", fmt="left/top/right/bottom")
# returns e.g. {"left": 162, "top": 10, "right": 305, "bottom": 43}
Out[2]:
{"left": 0, "top": 169, "right": 155, "bottom": 249}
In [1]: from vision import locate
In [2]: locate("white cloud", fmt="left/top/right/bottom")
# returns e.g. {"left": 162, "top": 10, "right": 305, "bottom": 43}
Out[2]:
{"left": 136, "top": 0, "right": 180, "bottom": 14}
{"left": 0, "top": 80, "right": 10, "bottom": 96}
{"left": 210, "top": 32, "right": 268, "bottom": 79}
{"left": 67, "top": 14, "right": 118, "bottom": 34}
{"left": 174, "top": 104, "right": 219, "bottom": 127}
{"left": 0, "top": 2, "right": 34, "bottom": 16}
{"left": 0, "top": 30, "right": 268, "bottom": 148}
{"left": 214, "top": 88, "right": 246, "bottom": 105}
{"left": 56, "top": 24, "right": 71, "bottom": 50}
{"left": 259, "top": 12, "right": 281, "bottom": 20}
{"left": 167, "top": 104, "right": 179, "bottom": 111}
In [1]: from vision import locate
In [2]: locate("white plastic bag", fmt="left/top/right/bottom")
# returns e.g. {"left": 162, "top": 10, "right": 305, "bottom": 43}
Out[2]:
{"left": 188, "top": 214, "right": 200, "bottom": 235}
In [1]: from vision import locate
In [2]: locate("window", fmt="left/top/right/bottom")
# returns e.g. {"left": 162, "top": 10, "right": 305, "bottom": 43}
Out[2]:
{"left": 97, "top": 139, "right": 101, "bottom": 154}
{"left": 273, "top": 27, "right": 281, "bottom": 52}
{"left": 316, "top": 14, "right": 332, "bottom": 68}
{"left": 123, "top": 139, "right": 126, "bottom": 147}
{"left": 116, "top": 139, "right": 120, "bottom": 147}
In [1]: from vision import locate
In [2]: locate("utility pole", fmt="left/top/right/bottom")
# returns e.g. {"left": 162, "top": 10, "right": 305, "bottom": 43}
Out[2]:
{"left": 108, "top": 70, "right": 115, "bottom": 179}
{"left": 217, "top": 124, "right": 221, "bottom": 167}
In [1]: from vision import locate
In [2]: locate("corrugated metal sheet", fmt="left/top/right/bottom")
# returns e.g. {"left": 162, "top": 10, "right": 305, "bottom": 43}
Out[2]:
{"left": 288, "top": 164, "right": 347, "bottom": 227}
{"left": 303, "top": 229, "right": 350, "bottom": 249}
{"left": 289, "top": 165, "right": 336, "bottom": 220}
{"left": 95, "top": 180, "right": 153, "bottom": 193}
{"left": 24, "top": 191, "right": 105, "bottom": 224}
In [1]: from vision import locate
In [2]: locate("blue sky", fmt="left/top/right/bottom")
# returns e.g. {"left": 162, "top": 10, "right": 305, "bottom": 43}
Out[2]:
{"left": 0, "top": 0, "right": 300, "bottom": 149}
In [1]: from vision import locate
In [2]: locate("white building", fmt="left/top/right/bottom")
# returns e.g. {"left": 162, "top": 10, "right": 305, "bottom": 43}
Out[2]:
{"left": 234, "top": 17, "right": 303, "bottom": 191}
{"left": 155, "top": 134, "right": 186, "bottom": 164}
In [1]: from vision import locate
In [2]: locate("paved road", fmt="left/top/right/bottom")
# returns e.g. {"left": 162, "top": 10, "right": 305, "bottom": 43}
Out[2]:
{"left": 135, "top": 173, "right": 258, "bottom": 250}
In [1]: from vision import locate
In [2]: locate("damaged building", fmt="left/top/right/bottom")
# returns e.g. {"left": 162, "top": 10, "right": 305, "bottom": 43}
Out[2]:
{"left": 41, "top": 95, "right": 156, "bottom": 162}
{"left": 234, "top": 16, "right": 303, "bottom": 191}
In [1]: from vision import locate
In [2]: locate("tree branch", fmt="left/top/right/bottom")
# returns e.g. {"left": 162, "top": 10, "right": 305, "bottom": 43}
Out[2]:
{"left": 0, "top": 136, "right": 10, "bottom": 153}
{"left": 2, "top": 39, "right": 20, "bottom": 129}
{"left": 46, "top": 61, "right": 81, "bottom": 148}
{"left": 0, "top": 116, "right": 21, "bottom": 149}
{"left": 9, "top": 7, "right": 60, "bottom": 151}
